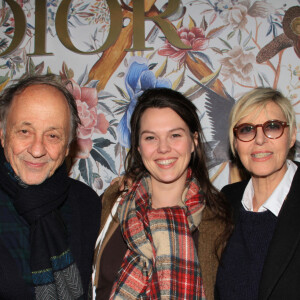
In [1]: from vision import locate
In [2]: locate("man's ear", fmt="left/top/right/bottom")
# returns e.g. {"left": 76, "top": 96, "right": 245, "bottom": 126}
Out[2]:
{"left": 0, "top": 128, "right": 4, "bottom": 148}
{"left": 65, "top": 146, "right": 70, "bottom": 157}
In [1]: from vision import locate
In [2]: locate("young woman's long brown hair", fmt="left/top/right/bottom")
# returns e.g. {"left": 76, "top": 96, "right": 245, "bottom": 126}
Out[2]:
{"left": 120, "top": 88, "right": 233, "bottom": 254}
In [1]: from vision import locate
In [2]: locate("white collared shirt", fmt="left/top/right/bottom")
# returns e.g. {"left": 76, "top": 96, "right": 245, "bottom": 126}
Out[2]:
{"left": 242, "top": 160, "right": 298, "bottom": 216}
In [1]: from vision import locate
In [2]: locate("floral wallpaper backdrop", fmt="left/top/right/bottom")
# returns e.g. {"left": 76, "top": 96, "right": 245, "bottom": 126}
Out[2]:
{"left": 1, "top": 0, "right": 300, "bottom": 194}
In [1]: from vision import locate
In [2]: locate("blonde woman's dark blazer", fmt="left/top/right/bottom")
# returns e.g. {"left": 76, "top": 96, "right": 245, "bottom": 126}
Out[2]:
{"left": 221, "top": 162, "right": 300, "bottom": 300}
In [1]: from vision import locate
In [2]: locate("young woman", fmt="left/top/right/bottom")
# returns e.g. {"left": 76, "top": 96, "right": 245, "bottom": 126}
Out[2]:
{"left": 92, "top": 88, "right": 232, "bottom": 300}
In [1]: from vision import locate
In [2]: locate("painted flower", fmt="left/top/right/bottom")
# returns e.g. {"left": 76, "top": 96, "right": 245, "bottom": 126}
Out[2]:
{"left": 219, "top": 1, "right": 249, "bottom": 30}
{"left": 219, "top": 45, "right": 255, "bottom": 84}
{"left": 69, "top": 79, "right": 109, "bottom": 158}
{"left": 158, "top": 27, "right": 209, "bottom": 65}
{"left": 117, "top": 57, "right": 171, "bottom": 148}
{"left": 247, "top": 1, "right": 275, "bottom": 18}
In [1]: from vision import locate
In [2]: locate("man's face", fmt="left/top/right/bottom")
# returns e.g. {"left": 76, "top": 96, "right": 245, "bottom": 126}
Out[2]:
{"left": 0, "top": 84, "right": 71, "bottom": 185}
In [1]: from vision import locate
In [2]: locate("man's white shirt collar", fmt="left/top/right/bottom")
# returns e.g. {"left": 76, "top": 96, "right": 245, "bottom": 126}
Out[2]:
{"left": 242, "top": 160, "right": 297, "bottom": 216}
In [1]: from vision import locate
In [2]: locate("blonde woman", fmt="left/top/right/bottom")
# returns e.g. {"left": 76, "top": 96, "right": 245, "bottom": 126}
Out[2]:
{"left": 216, "top": 87, "right": 299, "bottom": 299}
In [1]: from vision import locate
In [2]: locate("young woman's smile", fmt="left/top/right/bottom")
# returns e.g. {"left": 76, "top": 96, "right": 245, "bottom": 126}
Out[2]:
{"left": 138, "top": 107, "right": 197, "bottom": 189}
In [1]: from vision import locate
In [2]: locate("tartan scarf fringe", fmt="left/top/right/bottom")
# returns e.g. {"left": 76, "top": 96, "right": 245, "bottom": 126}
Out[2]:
{"left": 110, "top": 170, "right": 206, "bottom": 299}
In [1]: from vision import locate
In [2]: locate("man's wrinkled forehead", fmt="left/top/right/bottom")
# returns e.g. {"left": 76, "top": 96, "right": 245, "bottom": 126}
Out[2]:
{"left": 8, "top": 85, "right": 71, "bottom": 133}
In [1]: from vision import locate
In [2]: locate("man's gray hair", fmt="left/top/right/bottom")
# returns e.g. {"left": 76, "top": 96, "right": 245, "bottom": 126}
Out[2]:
{"left": 0, "top": 74, "right": 81, "bottom": 144}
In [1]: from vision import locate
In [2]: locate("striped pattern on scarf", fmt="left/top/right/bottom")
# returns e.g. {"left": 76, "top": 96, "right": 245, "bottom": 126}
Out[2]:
{"left": 0, "top": 146, "right": 83, "bottom": 300}
{"left": 110, "top": 170, "right": 206, "bottom": 299}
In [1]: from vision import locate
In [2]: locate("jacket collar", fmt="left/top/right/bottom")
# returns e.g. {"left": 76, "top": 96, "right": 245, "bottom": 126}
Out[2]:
{"left": 258, "top": 162, "right": 300, "bottom": 299}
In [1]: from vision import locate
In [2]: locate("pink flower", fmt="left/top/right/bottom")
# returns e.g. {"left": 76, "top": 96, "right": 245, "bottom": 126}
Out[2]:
{"left": 158, "top": 27, "right": 209, "bottom": 65}
{"left": 69, "top": 80, "right": 109, "bottom": 158}
{"left": 219, "top": 46, "right": 255, "bottom": 84}
{"left": 220, "top": 3, "right": 249, "bottom": 30}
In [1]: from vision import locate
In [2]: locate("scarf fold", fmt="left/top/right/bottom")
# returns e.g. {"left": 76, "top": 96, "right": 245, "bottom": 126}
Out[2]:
{"left": 0, "top": 146, "right": 83, "bottom": 300}
{"left": 110, "top": 170, "right": 206, "bottom": 300}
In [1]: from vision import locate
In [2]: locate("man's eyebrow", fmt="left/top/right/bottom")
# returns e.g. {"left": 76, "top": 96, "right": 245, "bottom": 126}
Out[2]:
{"left": 46, "top": 126, "right": 63, "bottom": 131}
{"left": 17, "top": 122, "right": 62, "bottom": 131}
{"left": 20, "top": 121, "right": 32, "bottom": 126}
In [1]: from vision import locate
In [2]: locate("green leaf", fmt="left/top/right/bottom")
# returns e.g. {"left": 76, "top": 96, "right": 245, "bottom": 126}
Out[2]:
{"left": 114, "top": 142, "right": 121, "bottom": 157}
{"left": 243, "top": 31, "right": 252, "bottom": 48}
{"left": 109, "top": 119, "right": 118, "bottom": 126}
{"left": 86, "top": 157, "right": 93, "bottom": 186}
{"left": 227, "top": 31, "right": 235, "bottom": 40}
{"left": 114, "top": 84, "right": 129, "bottom": 100}
{"left": 91, "top": 147, "right": 117, "bottom": 174}
{"left": 244, "top": 46, "right": 255, "bottom": 51}
{"left": 148, "top": 63, "right": 157, "bottom": 70}
{"left": 79, "top": 159, "right": 88, "bottom": 183}
{"left": 237, "top": 29, "right": 242, "bottom": 45}
{"left": 0, "top": 72, "right": 9, "bottom": 84}
{"left": 97, "top": 102, "right": 114, "bottom": 117}
{"left": 187, "top": 51, "right": 199, "bottom": 63}
{"left": 93, "top": 137, "right": 115, "bottom": 148}
{"left": 258, "top": 73, "right": 264, "bottom": 86}
{"left": 218, "top": 37, "right": 232, "bottom": 50}
{"left": 192, "top": 51, "right": 213, "bottom": 69}
{"left": 114, "top": 106, "right": 127, "bottom": 115}
{"left": 107, "top": 127, "right": 117, "bottom": 140}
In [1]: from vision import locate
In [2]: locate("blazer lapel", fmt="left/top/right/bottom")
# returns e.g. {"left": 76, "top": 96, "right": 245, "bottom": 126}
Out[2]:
{"left": 259, "top": 166, "right": 300, "bottom": 299}
{"left": 221, "top": 180, "right": 247, "bottom": 221}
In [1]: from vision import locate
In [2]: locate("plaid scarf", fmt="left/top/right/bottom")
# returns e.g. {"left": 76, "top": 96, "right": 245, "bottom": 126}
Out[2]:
{"left": 0, "top": 146, "right": 83, "bottom": 299}
{"left": 110, "top": 170, "right": 206, "bottom": 299}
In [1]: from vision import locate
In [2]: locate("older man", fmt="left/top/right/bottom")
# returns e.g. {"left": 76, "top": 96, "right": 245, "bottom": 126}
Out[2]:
{"left": 0, "top": 75, "right": 101, "bottom": 299}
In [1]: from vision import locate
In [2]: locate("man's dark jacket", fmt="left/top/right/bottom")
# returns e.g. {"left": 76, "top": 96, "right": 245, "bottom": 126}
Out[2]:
{"left": 0, "top": 178, "right": 101, "bottom": 300}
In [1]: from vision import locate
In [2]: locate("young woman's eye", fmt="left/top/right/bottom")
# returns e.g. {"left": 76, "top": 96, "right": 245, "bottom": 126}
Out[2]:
{"left": 172, "top": 133, "right": 181, "bottom": 138}
{"left": 145, "top": 136, "right": 155, "bottom": 141}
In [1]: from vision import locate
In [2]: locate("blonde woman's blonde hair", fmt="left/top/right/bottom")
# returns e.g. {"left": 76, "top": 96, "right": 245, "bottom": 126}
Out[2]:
{"left": 229, "top": 87, "right": 296, "bottom": 155}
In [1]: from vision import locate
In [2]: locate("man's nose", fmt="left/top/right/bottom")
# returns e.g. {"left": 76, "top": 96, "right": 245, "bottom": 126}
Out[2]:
{"left": 28, "top": 136, "right": 47, "bottom": 158}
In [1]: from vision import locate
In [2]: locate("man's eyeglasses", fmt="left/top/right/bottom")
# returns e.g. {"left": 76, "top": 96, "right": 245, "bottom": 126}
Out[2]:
{"left": 233, "top": 120, "right": 289, "bottom": 142}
